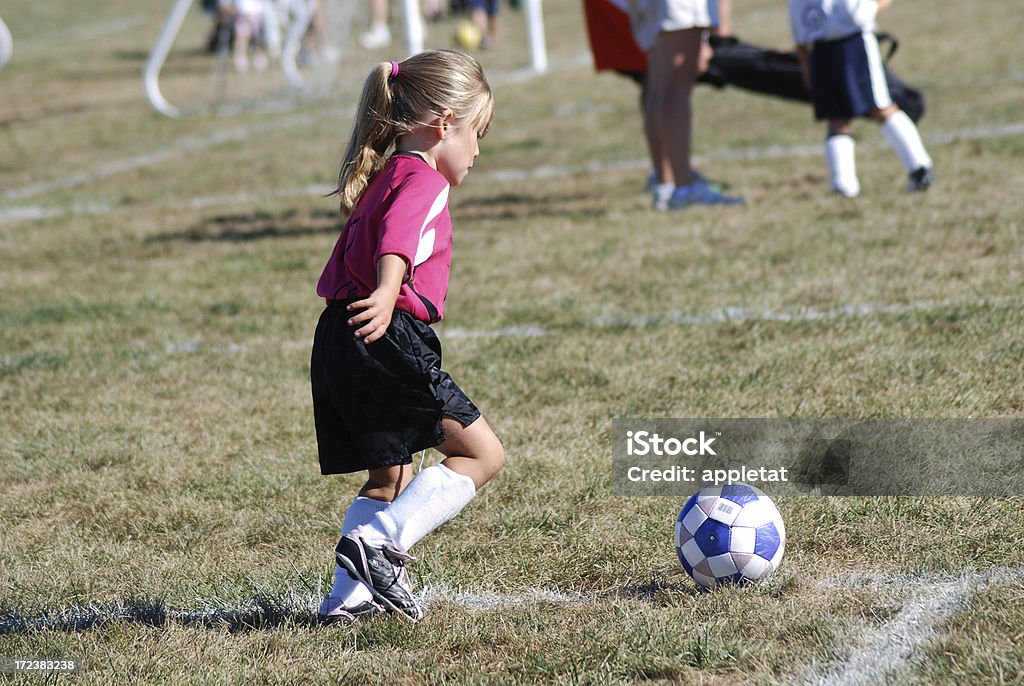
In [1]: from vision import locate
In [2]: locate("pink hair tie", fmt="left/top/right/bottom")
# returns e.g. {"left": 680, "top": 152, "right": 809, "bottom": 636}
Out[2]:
{"left": 389, "top": 60, "right": 400, "bottom": 78}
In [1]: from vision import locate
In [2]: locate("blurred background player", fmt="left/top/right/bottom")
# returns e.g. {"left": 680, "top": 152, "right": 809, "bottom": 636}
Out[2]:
{"left": 360, "top": 0, "right": 393, "bottom": 48}
{"left": 299, "top": 0, "right": 327, "bottom": 66}
{"left": 627, "top": 0, "right": 745, "bottom": 210}
{"left": 788, "top": 0, "right": 933, "bottom": 197}
{"left": 468, "top": 0, "right": 501, "bottom": 49}
{"left": 360, "top": 0, "right": 443, "bottom": 49}
{"left": 219, "top": 0, "right": 269, "bottom": 71}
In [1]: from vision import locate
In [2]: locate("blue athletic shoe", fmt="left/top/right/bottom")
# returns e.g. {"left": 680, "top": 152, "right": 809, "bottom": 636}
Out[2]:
{"left": 668, "top": 179, "right": 745, "bottom": 209}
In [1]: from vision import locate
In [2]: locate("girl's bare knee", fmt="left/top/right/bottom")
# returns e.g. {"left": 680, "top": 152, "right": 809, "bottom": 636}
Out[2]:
{"left": 482, "top": 435, "right": 505, "bottom": 477}
{"left": 439, "top": 416, "right": 505, "bottom": 483}
{"left": 827, "top": 119, "right": 852, "bottom": 136}
{"left": 462, "top": 425, "right": 504, "bottom": 478}
{"left": 359, "top": 464, "right": 412, "bottom": 501}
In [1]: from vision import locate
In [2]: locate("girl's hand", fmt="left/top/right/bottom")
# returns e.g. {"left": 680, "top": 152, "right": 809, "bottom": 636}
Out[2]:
{"left": 349, "top": 253, "right": 406, "bottom": 344}
{"left": 347, "top": 289, "right": 398, "bottom": 344}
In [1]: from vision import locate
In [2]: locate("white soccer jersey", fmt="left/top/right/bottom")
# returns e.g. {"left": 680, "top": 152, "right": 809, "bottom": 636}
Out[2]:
{"left": 220, "top": 0, "right": 264, "bottom": 15}
{"left": 787, "top": 0, "right": 879, "bottom": 45}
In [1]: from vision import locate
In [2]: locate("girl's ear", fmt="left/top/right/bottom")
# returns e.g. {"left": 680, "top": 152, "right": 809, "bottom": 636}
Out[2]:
{"left": 437, "top": 109, "right": 455, "bottom": 139}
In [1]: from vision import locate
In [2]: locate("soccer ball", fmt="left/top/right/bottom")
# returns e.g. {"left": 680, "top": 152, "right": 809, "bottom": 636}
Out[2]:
{"left": 454, "top": 19, "right": 482, "bottom": 50}
{"left": 675, "top": 483, "right": 786, "bottom": 589}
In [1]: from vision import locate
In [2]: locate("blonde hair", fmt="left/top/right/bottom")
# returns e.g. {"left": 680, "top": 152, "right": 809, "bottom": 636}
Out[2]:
{"left": 334, "top": 50, "right": 494, "bottom": 216}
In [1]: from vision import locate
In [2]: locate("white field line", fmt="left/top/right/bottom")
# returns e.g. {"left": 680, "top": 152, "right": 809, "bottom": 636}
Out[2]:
{"left": 418, "top": 584, "right": 586, "bottom": 611}
{"left": 1, "top": 295, "right": 1015, "bottom": 376}
{"left": 483, "top": 119, "right": 1024, "bottom": 183}
{"left": 804, "top": 564, "right": 1024, "bottom": 686}
{"left": 0, "top": 187, "right": 333, "bottom": 227}
{"left": 2, "top": 118, "right": 1023, "bottom": 225}
{"left": 2, "top": 565, "right": 1020, "bottom": 641}
{"left": 442, "top": 296, "right": 1005, "bottom": 340}
{"left": 15, "top": 14, "right": 150, "bottom": 48}
{"left": 441, "top": 324, "right": 550, "bottom": 340}
{"left": 0, "top": 53, "right": 590, "bottom": 211}
{"left": 1, "top": 113, "right": 325, "bottom": 204}
{"left": 444, "top": 294, "right": 1018, "bottom": 338}
{"left": 0, "top": 587, "right": 584, "bottom": 634}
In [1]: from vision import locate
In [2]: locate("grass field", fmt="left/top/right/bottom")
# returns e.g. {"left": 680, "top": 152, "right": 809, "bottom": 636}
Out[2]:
{"left": 2, "top": 0, "right": 1024, "bottom": 683}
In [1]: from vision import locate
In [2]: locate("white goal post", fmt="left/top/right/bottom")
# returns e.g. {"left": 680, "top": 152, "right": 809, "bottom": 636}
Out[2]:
{"left": 144, "top": 0, "right": 547, "bottom": 117}
{"left": 399, "top": 0, "right": 547, "bottom": 72}
{"left": 0, "top": 15, "right": 13, "bottom": 69}
{"left": 144, "top": 0, "right": 331, "bottom": 117}
{"left": 144, "top": 0, "right": 194, "bottom": 117}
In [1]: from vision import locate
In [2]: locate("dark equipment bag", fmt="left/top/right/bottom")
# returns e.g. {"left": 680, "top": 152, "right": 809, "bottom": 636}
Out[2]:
{"left": 699, "top": 33, "right": 926, "bottom": 122}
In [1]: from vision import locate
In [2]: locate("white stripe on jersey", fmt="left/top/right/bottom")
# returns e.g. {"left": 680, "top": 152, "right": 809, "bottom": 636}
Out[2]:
{"left": 414, "top": 185, "right": 449, "bottom": 267}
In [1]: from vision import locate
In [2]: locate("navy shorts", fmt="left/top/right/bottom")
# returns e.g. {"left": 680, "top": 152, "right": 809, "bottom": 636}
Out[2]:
{"left": 468, "top": 0, "right": 499, "bottom": 15}
{"left": 311, "top": 301, "right": 480, "bottom": 475}
{"left": 809, "top": 32, "right": 892, "bottom": 120}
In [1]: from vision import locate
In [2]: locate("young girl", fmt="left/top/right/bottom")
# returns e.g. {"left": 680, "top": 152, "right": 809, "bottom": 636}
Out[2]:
{"left": 788, "top": 0, "right": 933, "bottom": 197}
{"left": 311, "top": 50, "right": 503, "bottom": 623}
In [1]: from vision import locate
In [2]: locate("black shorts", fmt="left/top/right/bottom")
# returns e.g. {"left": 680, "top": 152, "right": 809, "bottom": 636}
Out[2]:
{"left": 810, "top": 32, "right": 892, "bottom": 121}
{"left": 311, "top": 301, "right": 480, "bottom": 475}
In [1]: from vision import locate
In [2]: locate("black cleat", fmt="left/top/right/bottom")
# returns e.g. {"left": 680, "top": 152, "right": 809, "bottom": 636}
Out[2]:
{"left": 335, "top": 533, "right": 423, "bottom": 622}
{"left": 318, "top": 597, "right": 385, "bottom": 624}
{"left": 906, "top": 166, "right": 934, "bottom": 192}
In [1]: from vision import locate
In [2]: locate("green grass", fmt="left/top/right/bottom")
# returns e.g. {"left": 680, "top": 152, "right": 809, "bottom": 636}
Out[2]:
{"left": 2, "top": 0, "right": 1024, "bottom": 683}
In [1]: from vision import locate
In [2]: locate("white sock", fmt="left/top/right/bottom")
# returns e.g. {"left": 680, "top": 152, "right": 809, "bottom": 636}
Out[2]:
{"left": 357, "top": 464, "right": 476, "bottom": 553}
{"left": 325, "top": 496, "right": 388, "bottom": 608}
{"left": 824, "top": 134, "right": 860, "bottom": 197}
{"left": 880, "top": 110, "right": 932, "bottom": 172}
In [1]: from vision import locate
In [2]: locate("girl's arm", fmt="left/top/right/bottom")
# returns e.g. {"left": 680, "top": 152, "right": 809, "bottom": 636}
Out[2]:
{"left": 347, "top": 253, "right": 406, "bottom": 344}
{"left": 876, "top": 0, "right": 893, "bottom": 14}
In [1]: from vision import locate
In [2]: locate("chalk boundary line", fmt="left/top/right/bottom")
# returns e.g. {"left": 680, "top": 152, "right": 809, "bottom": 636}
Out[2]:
{"left": 2, "top": 117, "right": 1023, "bottom": 225}
{"left": 3, "top": 294, "right": 1020, "bottom": 376}
{"left": 0, "top": 54, "right": 590, "bottom": 209}
{"left": 0, "top": 584, "right": 585, "bottom": 635}
{"left": 801, "top": 564, "right": 1024, "bottom": 686}
{"left": 1, "top": 565, "right": 1021, "bottom": 686}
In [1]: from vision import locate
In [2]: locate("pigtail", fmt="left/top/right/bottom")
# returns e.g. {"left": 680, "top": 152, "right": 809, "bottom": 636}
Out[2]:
{"left": 335, "top": 63, "right": 400, "bottom": 216}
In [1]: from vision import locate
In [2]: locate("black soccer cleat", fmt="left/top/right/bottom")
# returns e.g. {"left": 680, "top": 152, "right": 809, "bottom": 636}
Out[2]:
{"left": 906, "top": 166, "right": 934, "bottom": 192}
{"left": 318, "top": 598, "right": 385, "bottom": 625}
{"left": 335, "top": 533, "right": 423, "bottom": 622}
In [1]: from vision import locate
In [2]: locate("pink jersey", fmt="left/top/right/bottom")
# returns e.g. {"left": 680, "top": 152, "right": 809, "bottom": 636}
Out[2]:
{"left": 317, "top": 153, "right": 453, "bottom": 322}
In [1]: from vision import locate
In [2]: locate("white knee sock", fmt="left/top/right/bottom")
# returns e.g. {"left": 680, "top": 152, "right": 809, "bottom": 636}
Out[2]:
{"left": 358, "top": 464, "right": 476, "bottom": 553}
{"left": 326, "top": 496, "right": 388, "bottom": 607}
{"left": 881, "top": 110, "right": 932, "bottom": 172}
{"left": 825, "top": 134, "right": 860, "bottom": 197}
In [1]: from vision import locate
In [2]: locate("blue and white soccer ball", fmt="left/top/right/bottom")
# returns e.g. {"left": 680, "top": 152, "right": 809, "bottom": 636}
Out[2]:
{"left": 675, "top": 483, "right": 786, "bottom": 589}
